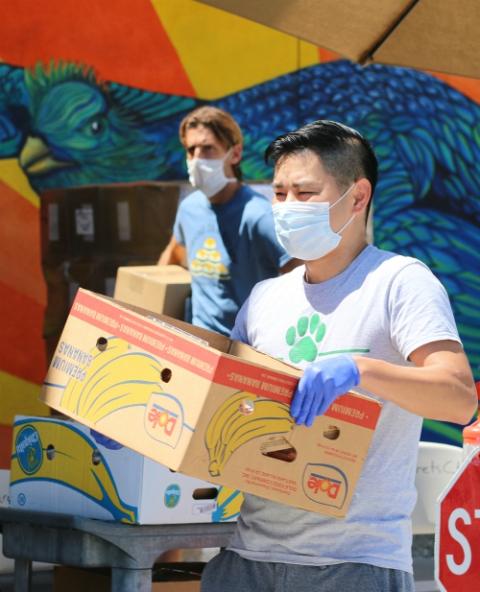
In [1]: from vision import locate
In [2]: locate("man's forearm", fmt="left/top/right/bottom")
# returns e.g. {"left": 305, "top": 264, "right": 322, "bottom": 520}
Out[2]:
{"left": 354, "top": 352, "right": 477, "bottom": 424}
{"left": 158, "top": 237, "right": 187, "bottom": 267}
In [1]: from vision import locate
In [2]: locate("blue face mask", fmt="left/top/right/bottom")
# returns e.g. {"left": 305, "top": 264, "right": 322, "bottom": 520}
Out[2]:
{"left": 272, "top": 184, "right": 356, "bottom": 261}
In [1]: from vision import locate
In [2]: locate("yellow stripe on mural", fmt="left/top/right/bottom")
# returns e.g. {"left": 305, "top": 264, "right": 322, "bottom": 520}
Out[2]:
{"left": 151, "top": 0, "right": 319, "bottom": 99}
{"left": 0, "top": 371, "right": 50, "bottom": 425}
{"left": 0, "top": 159, "right": 40, "bottom": 208}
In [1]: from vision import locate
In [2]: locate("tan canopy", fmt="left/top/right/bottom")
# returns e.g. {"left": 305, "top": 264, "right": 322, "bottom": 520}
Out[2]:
{"left": 197, "top": 0, "right": 479, "bottom": 78}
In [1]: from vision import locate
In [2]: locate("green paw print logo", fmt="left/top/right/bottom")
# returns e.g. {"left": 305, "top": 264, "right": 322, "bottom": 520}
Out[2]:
{"left": 286, "top": 314, "right": 326, "bottom": 364}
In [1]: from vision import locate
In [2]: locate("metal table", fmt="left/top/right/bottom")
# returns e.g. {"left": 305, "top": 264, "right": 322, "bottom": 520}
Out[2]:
{"left": 0, "top": 508, "right": 235, "bottom": 592}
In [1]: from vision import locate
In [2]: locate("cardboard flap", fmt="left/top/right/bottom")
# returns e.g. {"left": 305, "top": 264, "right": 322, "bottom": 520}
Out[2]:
{"left": 211, "top": 345, "right": 300, "bottom": 405}
{"left": 118, "top": 264, "right": 192, "bottom": 284}
{"left": 228, "top": 340, "right": 302, "bottom": 376}
{"left": 103, "top": 292, "right": 231, "bottom": 352}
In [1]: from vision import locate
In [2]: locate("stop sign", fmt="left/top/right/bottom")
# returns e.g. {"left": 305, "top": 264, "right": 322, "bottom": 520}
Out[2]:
{"left": 436, "top": 449, "right": 480, "bottom": 590}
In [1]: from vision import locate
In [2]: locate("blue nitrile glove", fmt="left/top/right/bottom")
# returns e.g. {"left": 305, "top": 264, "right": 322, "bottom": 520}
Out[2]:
{"left": 291, "top": 355, "right": 360, "bottom": 427}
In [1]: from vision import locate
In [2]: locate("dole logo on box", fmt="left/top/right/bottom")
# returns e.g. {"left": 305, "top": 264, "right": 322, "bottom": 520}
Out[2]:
{"left": 145, "top": 392, "right": 185, "bottom": 448}
{"left": 302, "top": 463, "right": 348, "bottom": 509}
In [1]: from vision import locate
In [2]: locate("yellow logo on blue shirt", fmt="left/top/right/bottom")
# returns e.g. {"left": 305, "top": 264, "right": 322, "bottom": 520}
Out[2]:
{"left": 190, "top": 238, "right": 230, "bottom": 280}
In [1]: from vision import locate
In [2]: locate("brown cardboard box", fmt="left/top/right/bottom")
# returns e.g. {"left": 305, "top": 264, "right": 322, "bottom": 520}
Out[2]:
{"left": 155, "top": 583, "right": 199, "bottom": 591}
{"left": 40, "top": 184, "right": 180, "bottom": 263}
{"left": 41, "top": 289, "right": 382, "bottom": 518}
{"left": 42, "top": 256, "right": 164, "bottom": 363}
{"left": 101, "top": 184, "right": 179, "bottom": 259}
{"left": 53, "top": 566, "right": 200, "bottom": 591}
{"left": 114, "top": 265, "right": 191, "bottom": 320}
{"left": 39, "top": 192, "right": 69, "bottom": 266}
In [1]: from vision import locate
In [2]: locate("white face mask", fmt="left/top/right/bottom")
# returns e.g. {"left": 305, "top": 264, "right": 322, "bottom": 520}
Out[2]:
{"left": 186, "top": 150, "right": 236, "bottom": 199}
{"left": 272, "top": 184, "right": 356, "bottom": 261}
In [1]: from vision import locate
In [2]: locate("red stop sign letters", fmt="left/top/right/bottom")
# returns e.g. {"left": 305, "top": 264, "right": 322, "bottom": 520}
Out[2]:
{"left": 436, "top": 450, "right": 480, "bottom": 591}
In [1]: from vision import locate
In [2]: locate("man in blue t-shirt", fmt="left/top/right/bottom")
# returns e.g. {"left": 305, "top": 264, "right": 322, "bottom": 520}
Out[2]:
{"left": 159, "top": 106, "right": 296, "bottom": 335}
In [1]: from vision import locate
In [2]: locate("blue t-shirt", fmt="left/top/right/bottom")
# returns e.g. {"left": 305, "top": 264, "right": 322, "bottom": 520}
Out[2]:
{"left": 173, "top": 185, "right": 290, "bottom": 335}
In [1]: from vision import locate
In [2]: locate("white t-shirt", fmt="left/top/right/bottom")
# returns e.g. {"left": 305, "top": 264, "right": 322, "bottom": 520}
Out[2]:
{"left": 229, "top": 245, "right": 460, "bottom": 573}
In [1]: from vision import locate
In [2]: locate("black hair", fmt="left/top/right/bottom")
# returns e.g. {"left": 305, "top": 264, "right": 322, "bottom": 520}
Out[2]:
{"left": 265, "top": 120, "right": 378, "bottom": 218}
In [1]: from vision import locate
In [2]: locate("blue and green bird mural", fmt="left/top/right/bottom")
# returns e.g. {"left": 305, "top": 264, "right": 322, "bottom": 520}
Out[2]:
{"left": 0, "top": 62, "right": 197, "bottom": 188}
{"left": 1, "top": 59, "right": 479, "bottom": 444}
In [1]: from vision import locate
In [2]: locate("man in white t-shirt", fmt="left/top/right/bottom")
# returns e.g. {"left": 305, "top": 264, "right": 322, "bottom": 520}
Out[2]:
{"left": 201, "top": 120, "right": 477, "bottom": 592}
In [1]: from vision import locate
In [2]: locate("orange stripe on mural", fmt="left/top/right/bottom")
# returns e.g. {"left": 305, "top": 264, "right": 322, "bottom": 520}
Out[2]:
{"left": 0, "top": 281, "right": 46, "bottom": 385}
{"left": 427, "top": 72, "right": 480, "bottom": 105}
{"left": 0, "top": 181, "right": 46, "bottom": 306}
{"left": 318, "top": 48, "right": 341, "bottom": 63}
{"left": 1, "top": 0, "right": 195, "bottom": 96}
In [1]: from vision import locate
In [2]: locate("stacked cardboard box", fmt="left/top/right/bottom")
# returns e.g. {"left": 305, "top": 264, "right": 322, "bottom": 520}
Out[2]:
{"left": 40, "top": 184, "right": 180, "bottom": 362}
{"left": 114, "top": 265, "right": 191, "bottom": 320}
{"left": 10, "top": 415, "right": 241, "bottom": 524}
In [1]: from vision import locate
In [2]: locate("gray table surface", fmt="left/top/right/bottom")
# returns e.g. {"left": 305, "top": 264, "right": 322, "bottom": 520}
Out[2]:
{"left": 0, "top": 507, "right": 236, "bottom": 592}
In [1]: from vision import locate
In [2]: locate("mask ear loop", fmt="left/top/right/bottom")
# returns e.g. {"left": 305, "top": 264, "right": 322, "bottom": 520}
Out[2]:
{"left": 335, "top": 212, "right": 356, "bottom": 235}
{"left": 329, "top": 183, "right": 357, "bottom": 235}
{"left": 329, "top": 183, "right": 356, "bottom": 210}
{"left": 223, "top": 147, "right": 239, "bottom": 183}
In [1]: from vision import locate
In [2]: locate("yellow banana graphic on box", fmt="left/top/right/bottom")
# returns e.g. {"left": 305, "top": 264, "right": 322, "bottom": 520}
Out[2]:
{"left": 61, "top": 337, "right": 163, "bottom": 423}
{"left": 205, "top": 391, "right": 247, "bottom": 453}
{"left": 11, "top": 418, "right": 137, "bottom": 523}
{"left": 205, "top": 392, "right": 294, "bottom": 476}
{"left": 212, "top": 486, "right": 244, "bottom": 522}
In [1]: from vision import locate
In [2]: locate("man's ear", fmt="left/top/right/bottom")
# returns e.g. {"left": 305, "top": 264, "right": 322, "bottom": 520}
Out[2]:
{"left": 230, "top": 143, "right": 243, "bottom": 165}
{"left": 352, "top": 178, "right": 372, "bottom": 215}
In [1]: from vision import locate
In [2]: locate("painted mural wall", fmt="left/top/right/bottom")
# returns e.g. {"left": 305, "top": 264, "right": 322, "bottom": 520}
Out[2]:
{"left": 1, "top": 0, "right": 479, "bottom": 445}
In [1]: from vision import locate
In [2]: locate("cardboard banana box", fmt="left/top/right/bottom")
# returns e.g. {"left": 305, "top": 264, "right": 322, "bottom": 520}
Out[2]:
{"left": 41, "top": 289, "right": 382, "bottom": 518}
{"left": 10, "top": 415, "right": 242, "bottom": 524}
